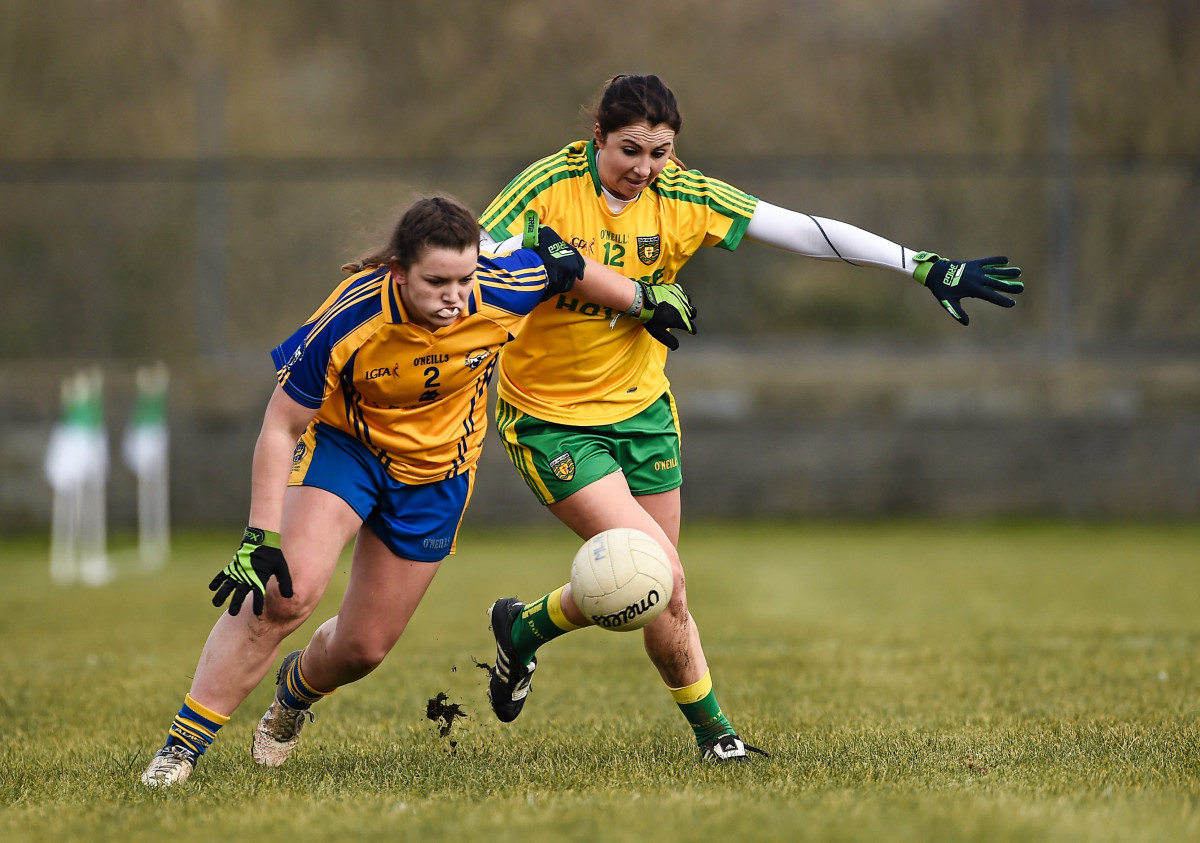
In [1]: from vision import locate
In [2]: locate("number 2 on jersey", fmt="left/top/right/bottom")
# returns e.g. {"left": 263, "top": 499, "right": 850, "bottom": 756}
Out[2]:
{"left": 420, "top": 366, "right": 441, "bottom": 403}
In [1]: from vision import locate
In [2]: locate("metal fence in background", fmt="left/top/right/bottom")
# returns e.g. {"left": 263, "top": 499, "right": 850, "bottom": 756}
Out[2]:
{"left": 4, "top": 145, "right": 1199, "bottom": 363}
{"left": 2, "top": 148, "right": 1199, "bottom": 532}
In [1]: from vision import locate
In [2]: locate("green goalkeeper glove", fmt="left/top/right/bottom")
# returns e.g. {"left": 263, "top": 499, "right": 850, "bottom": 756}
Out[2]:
{"left": 628, "top": 281, "right": 697, "bottom": 350}
{"left": 209, "top": 527, "right": 294, "bottom": 617}
{"left": 913, "top": 252, "right": 1023, "bottom": 326}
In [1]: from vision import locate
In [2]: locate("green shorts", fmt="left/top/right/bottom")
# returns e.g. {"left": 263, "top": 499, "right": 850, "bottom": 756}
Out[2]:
{"left": 495, "top": 392, "right": 682, "bottom": 505}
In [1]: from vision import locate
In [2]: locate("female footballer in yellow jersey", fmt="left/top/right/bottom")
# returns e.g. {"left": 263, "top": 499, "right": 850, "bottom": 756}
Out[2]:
{"left": 140, "top": 196, "right": 661, "bottom": 787}
{"left": 479, "top": 74, "right": 1023, "bottom": 762}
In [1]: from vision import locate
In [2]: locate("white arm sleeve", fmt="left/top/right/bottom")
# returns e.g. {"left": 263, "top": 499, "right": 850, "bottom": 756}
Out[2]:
{"left": 480, "top": 229, "right": 523, "bottom": 257}
{"left": 745, "top": 200, "right": 920, "bottom": 276}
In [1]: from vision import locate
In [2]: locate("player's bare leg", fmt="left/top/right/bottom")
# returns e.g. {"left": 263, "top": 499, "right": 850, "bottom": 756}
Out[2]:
{"left": 252, "top": 523, "right": 442, "bottom": 766}
{"left": 487, "top": 472, "right": 694, "bottom": 722}
{"left": 188, "top": 486, "right": 359, "bottom": 714}
{"left": 142, "top": 486, "right": 358, "bottom": 784}
{"left": 546, "top": 473, "right": 764, "bottom": 761}
{"left": 548, "top": 475, "right": 706, "bottom": 688}
{"left": 301, "top": 527, "right": 442, "bottom": 690}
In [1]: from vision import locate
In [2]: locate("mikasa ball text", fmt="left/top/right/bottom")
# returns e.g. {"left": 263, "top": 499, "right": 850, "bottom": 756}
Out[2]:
{"left": 570, "top": 528, "right": 674, "bottom": 631}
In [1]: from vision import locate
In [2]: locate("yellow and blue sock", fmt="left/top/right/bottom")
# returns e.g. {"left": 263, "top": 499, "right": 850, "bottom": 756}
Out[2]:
{"left": 166, "top": 693, "right": 230, "bottom": 756}
{"left": 510, "top": 586, "right": 585, "bottom": 664}
{"left": 278, "top": 649, "right": 336, "bottom": 710}
{"left": 669, "top": 671, "right": 734, "bottom": 745}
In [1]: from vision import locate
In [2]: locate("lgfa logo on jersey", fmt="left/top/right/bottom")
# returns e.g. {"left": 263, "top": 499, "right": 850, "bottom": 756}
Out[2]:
{"left": 364, "top": 364, "right": 399, "bottom": 380}
{"left": 569, "top": 236, "right": 597, "bottom": 258}
{"left": 637, "top": 235, "right": 660, "bottom": 266}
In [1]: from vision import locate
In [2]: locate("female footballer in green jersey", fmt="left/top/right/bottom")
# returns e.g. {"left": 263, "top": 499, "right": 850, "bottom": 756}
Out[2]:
{"left": 479, "top": 74, "right": 1023, "bottom": 762}
{"left": 140, "top": 196, "right": 669, "bottom": 787}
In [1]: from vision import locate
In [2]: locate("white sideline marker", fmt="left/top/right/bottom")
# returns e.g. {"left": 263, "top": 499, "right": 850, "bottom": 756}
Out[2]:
{"left": 122, "top": 363, "right": 171, "bottom": 568}
{"left": 46, "top": 368, "right": 111, "bottom": 586}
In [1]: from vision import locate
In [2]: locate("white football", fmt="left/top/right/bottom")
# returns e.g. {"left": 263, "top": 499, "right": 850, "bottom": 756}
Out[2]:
{"left": 570, "top": 528, "right": 674, "bottom": 631}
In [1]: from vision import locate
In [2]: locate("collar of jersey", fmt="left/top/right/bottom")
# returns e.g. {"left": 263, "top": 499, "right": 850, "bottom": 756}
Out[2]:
{"left": 585, "top": 139, "right": 604, "bottom": 197}
{"left": 383, "top": 269, "right": 406, "bottom": 323}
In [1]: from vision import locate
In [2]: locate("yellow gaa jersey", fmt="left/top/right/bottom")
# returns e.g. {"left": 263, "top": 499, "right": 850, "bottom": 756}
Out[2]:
{"left": 479, "top": 139, "right": 758, "bottom": 425}
{"left": 271, "top": 250, "right": 552, "bottom": 484}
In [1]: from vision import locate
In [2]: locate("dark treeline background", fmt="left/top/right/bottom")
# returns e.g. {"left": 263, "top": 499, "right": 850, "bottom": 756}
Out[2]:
{"left": 2, "top": 0, "right": 1198, "bottom": 529}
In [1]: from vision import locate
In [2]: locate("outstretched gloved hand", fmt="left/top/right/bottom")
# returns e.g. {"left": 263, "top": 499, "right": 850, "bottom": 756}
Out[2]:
{"left": 913, "top": 252, "right": 1023, "bottom": 326}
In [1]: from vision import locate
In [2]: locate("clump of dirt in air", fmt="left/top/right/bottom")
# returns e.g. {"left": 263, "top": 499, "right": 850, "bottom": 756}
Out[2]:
{"left": 426, "top": 691, "right": 467, "bottom": 743}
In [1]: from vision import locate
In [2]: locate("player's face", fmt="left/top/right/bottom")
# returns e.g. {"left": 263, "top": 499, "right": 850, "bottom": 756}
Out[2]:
{"left": 593, "top": 121, "right": 676, "bottom": 200}
{"left": 391, "top": 245, "right": 478, "bottom": 332}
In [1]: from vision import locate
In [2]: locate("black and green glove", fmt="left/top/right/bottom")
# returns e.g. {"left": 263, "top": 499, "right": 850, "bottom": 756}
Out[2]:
{"left": 209, "top": 527, "right": 294, "bottom": 617}
{"left": 913, "top": 252, "right": 1023, "bottom": 326}
{"left": 522, "top": 210, "right": 585, "bottom": 300}
{"left": 629, "top": 281, "right": 697, "bottom": 350}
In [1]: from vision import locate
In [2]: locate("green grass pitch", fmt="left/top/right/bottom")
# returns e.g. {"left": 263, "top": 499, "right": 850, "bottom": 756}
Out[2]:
{"left": 2, "top": 522, "right": 1198, "bottom": 842}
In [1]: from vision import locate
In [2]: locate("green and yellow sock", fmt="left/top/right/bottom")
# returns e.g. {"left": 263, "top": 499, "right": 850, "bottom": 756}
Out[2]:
{"left": 279, "top": 648, "right": 336, "bottom": 710}
{"left": 511, "top": 586, "right": 585, "bottom": 664}
{"left": 669, "top": 670, "right": 734, "bottom": 745}
{"left": 166, "top": 693, "right": 230, "bottom": 756}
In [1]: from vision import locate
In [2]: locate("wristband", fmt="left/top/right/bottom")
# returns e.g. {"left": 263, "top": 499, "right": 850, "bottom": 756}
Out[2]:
{"left": 625, "top": 282, "right": 645, "bottom": 318}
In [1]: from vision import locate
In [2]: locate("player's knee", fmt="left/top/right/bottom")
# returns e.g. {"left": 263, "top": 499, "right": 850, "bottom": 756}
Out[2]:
{"left": 260, "top": 584, "right": 321, "bottom": 627}
{"left": 334, "top": 637, "right": 391, "bottom": 678}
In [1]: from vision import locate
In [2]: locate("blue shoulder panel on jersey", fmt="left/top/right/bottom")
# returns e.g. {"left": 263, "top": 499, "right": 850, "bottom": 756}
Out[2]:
{"left": 270, "top": 268, "right": 388, "bottom": 409}
{"left": 475, "top": 250, "right": 549, "bottom": 317}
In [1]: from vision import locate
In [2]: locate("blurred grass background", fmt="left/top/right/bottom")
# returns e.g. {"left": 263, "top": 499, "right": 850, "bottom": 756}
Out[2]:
{"left": 2, "top": 523, "right": 1198, "bottom": 841}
